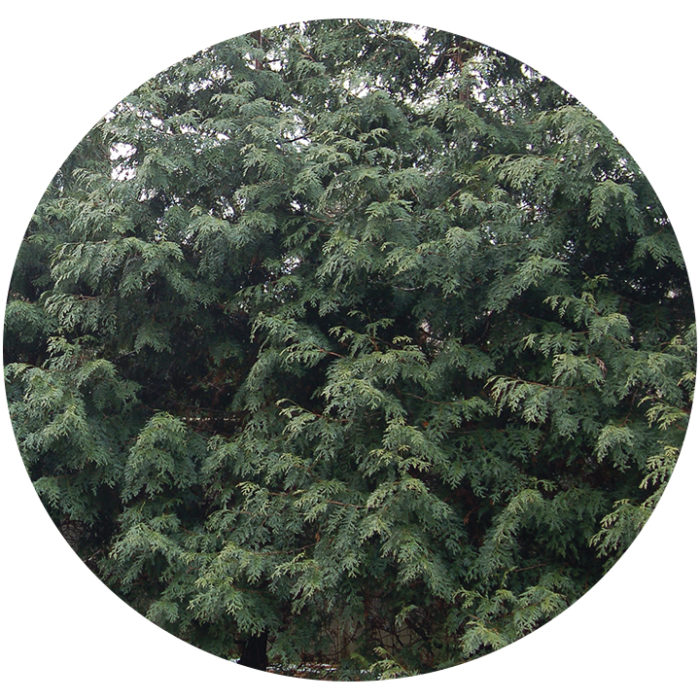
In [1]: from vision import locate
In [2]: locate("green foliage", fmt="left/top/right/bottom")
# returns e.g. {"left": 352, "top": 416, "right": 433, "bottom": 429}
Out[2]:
{"left": 4, "top": 19, "right": 694, "bottom": 678}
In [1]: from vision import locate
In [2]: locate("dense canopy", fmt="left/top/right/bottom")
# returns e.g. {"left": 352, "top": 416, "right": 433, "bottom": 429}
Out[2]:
{"left": 4, "top": 19, "right": 695, "bottom": 678}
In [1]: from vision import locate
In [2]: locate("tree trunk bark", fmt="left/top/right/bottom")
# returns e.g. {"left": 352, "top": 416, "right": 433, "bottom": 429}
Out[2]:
{"left": 238, "top": 632, "right": 268, "bottom": 671}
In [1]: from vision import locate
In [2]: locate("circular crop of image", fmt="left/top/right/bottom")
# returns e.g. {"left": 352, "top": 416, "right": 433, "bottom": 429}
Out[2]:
{"left": 4, "top": 19, "right": 695, "bottom": 679}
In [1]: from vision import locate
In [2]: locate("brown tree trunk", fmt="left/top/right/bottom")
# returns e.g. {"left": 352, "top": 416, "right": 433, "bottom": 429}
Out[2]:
{"left": 253, "top": 29, "right": 263, "bottom": 71}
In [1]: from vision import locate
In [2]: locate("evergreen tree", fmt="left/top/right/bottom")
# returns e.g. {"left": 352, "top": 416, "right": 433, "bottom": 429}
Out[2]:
{"left": 4, "top": 20, "right": 694, "bottom": 678}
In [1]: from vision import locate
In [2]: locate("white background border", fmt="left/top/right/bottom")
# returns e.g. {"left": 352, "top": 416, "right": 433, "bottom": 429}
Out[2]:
{"left": 1, "top": 2, "right": 698, "bottom": 698}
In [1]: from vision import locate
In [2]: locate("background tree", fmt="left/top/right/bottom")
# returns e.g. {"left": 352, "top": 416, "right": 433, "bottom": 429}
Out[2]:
{"left": 4, "top": 19, "right": 694, "bottom": 678}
